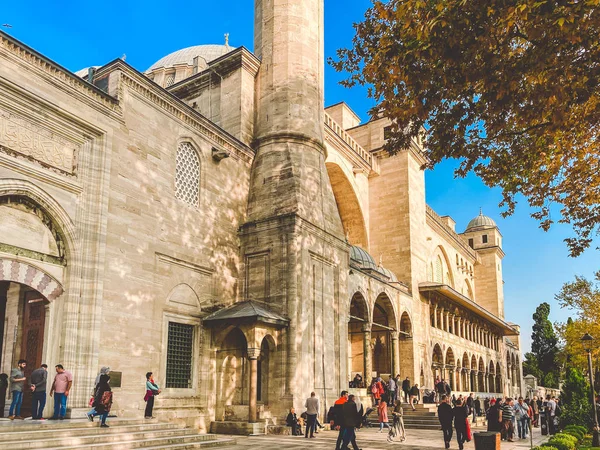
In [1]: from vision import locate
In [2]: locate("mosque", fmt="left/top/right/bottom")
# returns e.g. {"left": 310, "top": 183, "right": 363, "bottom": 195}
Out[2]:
{"left": 0, "top": 0, "right": 523, "bottom": 431}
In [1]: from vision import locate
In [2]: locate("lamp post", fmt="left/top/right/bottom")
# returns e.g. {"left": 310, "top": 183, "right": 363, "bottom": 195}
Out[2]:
{"left": 581, "top": 333, "right": 600, "bottom": 447}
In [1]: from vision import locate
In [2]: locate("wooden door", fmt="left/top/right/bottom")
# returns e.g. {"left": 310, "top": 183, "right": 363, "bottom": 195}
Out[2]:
{"left": 19, "top": 290, "right": 46, "bottom": 417}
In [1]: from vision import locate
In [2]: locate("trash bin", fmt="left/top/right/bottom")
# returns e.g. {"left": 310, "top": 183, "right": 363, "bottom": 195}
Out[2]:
{"left": 474, "top": 432, "right": 500, "bottom": 450}
{"left": 541, "top": 414, "right": 548, "bottom": 436}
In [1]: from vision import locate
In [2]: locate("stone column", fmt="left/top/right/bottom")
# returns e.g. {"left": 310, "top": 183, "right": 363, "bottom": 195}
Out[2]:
{"left": 392, "top": 332, "right": 400, "bottom": 378}
{"left": 450, "top": 314, "right": 455, "bottom": 334}
{"left": 445, "top": 311, "right": 450, "bottom": 333}
{"left": 363, "top": 324, "right": 372, "bottom": 379}
{"left": 457, "top": 317, "right": 462, "bottom": 338}
{"left": 433, "top": 305, "right": 438, "bottom": 328}
{"left": 248, "top": 348, "right": 260, "bottom": 423}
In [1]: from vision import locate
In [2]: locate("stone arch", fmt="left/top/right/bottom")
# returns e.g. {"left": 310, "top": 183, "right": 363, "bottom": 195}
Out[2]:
{"left": 326, "top": 162, "right": 368, "bottom": 248}
{"left": 398, "top": 311, "right": 414, "bottom": 381}
{"left": 430, "top": 245, "right": 455, "bottom": 288}
{"left": 0, "top": 259, "right": 63, "bottom": 301}
{"left": 216, "top": 327, "right": 248, "bottom": 419}
{"left": 464, "top": 278, "right": 473, "bottom": 300}
{"left": 348, "top": 292, "right": 369, "bottom": 382}
{"left": 445, "top": 347, "right": 456, "bottom": 390}
{"left": 0, "top": 179, "right": 76, "bottom": 260}
{"left": 432, "top": 343, "right": 443, "bottom": 383}
{"left": 372, "top": 292, "right": 396, "bottom": 376}
{"left": 488, "top": 360, "right": 496, "bottom": 393}
{"left": 166, "top": 283, "right": 200, "bottom": 310}
{"left": 478, "top": 356, "right": 486, "bottom": 392}
{"left": 258, "top": 334, "right": 276, "bottom": 404}
{"left": 496, "top": 362, "right": 502, "bottom": 393}
{"left": 177, "top": 136, "right": 207, "bottom": 206}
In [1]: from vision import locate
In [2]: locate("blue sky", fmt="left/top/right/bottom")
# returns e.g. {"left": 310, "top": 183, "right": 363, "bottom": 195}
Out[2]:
{"left": 2, "top": 0, "right": 597, "bottom": 355}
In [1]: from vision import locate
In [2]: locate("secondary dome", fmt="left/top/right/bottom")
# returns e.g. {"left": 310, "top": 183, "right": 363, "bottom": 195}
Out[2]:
{"left": 465, "top": 210, "right": 497, "bottom": 231}
{"left": 146, "top": 44, "right": 233, "bottom": 72}
{"left": 350, "top": 246, "right": 378, "bottom": 272}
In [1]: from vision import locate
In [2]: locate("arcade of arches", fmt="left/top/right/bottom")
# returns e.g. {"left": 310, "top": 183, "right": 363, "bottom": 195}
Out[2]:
{"left": 348, "top": 292, "right": 413, "bottom": 383}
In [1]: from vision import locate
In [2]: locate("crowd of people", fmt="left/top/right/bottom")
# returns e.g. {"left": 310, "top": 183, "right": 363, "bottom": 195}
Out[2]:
{"left": 286, "top": 389, "right": 406, "bottom": 449}
{"left": 0, "top": 360, "right": 162, "bottom": 428}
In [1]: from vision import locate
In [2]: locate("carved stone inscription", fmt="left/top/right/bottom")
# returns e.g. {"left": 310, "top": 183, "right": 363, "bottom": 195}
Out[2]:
{"left": 0, "top": 108, "right": 78, "bottom": 174}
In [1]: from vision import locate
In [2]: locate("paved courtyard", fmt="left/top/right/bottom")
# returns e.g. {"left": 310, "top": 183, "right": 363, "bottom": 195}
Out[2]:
{"left": 221, "top": 426, "right": 547, "bottom": 449}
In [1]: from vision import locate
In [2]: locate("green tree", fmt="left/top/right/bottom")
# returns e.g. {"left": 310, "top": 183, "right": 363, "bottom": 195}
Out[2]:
{"left": 555, "top": 271, "right": 600, "bottom": 390}
{"left": 530, "top": 302, "right": 560, "bottom": 387}
{"left": 522, "top": 351, "right": 541, "bottom": 381}
{"left": 332, "top": 0, "right": 600, "bottom": 256}
{"left": 560, "top": 367, "right": 592, "bottom": 428}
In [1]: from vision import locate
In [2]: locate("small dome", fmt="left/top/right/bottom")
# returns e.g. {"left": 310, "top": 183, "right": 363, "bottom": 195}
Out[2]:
{"left": 146, "top": 44, "right": 233, "bottom": 72}
{"left": 350, "top": 246, "right": 378, "bottom": 271}
{"left": 465, "top": 210, "right": 497, "bottom": 231}
{"left": 379, "top": 267, "right": 399, "bottom": 283}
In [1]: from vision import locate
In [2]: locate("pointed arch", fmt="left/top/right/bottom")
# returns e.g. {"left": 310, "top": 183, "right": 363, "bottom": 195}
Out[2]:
{"left": 326, "top": 161, "right": 368, "bottom": 248}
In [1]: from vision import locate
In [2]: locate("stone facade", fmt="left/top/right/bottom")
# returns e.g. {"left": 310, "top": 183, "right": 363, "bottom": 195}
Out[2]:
{"left": 0, "top": 0, "right": 523, "bottom": 432}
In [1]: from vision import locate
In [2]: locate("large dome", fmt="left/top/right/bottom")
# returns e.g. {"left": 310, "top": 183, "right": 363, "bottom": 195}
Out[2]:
{"left": 146, "top": 44, "right": 233, "bottom": 72}
{"left": 465, "top": 210, "right": 497, "bottom": 231}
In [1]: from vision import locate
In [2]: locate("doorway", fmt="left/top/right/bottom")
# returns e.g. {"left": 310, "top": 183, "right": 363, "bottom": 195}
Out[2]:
{"left": 0, "top": 283, "right": 48, "bottom": 418}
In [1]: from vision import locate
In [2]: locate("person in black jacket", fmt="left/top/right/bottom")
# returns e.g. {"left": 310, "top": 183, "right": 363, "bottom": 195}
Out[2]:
{"left": 402, "top": 377, "right": 411, "bottom": 403}
{"left": 486, "top": 398, "right": 502, "bottom": 432}
{"left": 86, "top": 374, "right": 112, "bottom": 427}
{"left": 341, "top": 395, "right": 362, "bottom": 450}
{"left": 332, "top": 390, "right": 348, "bottom": 450}
{"left": 438, "top": 394, "right": 454, "bottom": 449}
{"left": 409, "top": 384, "right": 420, "bottom": 410}
{"left": 286, "top": 407, "right": 301, "bottom": 436}
{"left": 453, "top": 398, "right": 469, "bottom": 450}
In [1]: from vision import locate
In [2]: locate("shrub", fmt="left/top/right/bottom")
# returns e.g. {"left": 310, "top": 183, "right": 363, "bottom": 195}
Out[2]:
{"left": 534, "top": 446, "right": 558, "bottom": 450}
{"left": 546, "top": 436, "right": 577, "bottom": 450}
{"left": 564, "top": 424, "right": 588, "bottom": 435}
{"left": 554, "top": 433, "right": 579, "bottom": 445}
{"left": 562, "top": 428, "right": 584, "bottom": 442}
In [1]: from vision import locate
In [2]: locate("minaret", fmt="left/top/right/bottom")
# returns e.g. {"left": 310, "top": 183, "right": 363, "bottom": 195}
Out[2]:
{"left": 240, "top": 0, "right": 348, "bottom": 416}
{"left": 248, "top": 0, "right": 341, "bottom": 232}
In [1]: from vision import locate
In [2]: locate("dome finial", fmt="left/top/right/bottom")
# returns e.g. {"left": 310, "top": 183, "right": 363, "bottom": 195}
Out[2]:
{"left": 479, "top": 207, "right": 483, "bottom": 215}
{"left": 224, "top": 33, "right": 230, "bottom": 47}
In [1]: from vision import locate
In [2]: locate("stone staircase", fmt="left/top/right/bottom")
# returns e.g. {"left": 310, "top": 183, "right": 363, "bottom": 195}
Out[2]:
{"left": 366, "top": 403, "right": 488, "bottom": 430}
{"left": 0, "top": 418, "right": 235, "bottom": 449}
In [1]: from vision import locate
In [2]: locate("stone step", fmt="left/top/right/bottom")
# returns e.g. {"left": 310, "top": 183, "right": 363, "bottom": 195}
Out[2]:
{"left": 405, "top": 423, "right": 442, "bottom": 430}
{"left": 0, "top": 417, "right": 163, "bottom": 434}
{"left": 211, "top": 420, "right": 266, "bottom": 436}
{"left": 141, "top": 439, "right": 236, "bottom": 450}
{"left": 4, "top": 428, "right": 203, "bottom": 449}
{"left": 0, "top": 422, "right": 180, "bottom": 442}
{"left": 43, "top": 433, "right": 232, "bottom": 450}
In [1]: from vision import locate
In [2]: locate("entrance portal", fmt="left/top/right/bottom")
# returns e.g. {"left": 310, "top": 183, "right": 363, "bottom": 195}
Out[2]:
{"left": 0, "top": 282, "right": 49, "bottom": 418}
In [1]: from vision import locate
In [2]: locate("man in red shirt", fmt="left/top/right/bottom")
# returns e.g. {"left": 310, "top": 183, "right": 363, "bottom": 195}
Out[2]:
{"left": 333, "top": 390, "right": 348, "bottom": 450}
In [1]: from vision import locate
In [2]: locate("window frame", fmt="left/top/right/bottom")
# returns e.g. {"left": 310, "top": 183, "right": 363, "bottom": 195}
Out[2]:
{"left": 160, "top": 312, "right": 201, "bottom": 396}
{"left": 174, "top": 141, "right": 201, "bottom": 208}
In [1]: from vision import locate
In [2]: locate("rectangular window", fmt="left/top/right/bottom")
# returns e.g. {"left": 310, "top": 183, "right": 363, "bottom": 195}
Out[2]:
{"left": 468, "top": 238, "right": 474, "bottom": 249}
{"left": 383, "top": 126, "right": 392, "bottom": 140}
{"left": 482, "top": 235, "right": 488, "bottom": 244}
{"left": 166, "top": 322, "right": 194, "bottom": 389}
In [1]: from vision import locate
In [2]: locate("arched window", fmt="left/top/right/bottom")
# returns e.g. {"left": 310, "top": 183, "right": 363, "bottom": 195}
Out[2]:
{"left": 175, "top": 142, "right": 200, "bottom": 207}
{"left": 434, "top": 256, "right": 443, "bottom": 283}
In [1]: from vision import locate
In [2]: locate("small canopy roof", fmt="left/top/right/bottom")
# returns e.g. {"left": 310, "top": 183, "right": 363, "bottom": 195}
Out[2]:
{"left": 203, "top": 300, "right": 289, "bottom": 328}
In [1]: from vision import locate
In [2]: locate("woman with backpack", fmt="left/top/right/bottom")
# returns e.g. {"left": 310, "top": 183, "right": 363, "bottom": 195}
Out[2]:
{"left": 87, "top": 374, "right": 112, "bottom": 427}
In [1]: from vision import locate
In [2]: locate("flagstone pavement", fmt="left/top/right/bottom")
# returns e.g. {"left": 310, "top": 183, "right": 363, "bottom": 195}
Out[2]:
{"left": 220, "top": 426, "right": 548, "bottom": 450}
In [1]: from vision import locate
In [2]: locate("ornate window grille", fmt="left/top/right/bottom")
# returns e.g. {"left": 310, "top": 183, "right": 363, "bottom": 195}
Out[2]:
{"left": 166, "top": 322, "right": 194, "bottom": 389}
{"left": 175, "top": 142, "right": 200, "bottom": 207}
{"left": 165, "top": 74, "right": 175, "bottom": 87}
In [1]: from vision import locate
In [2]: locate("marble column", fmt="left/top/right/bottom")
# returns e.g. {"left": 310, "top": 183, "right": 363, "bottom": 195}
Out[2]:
{"left": 363, "top": 324, "right": 372, "bottom": 379}
{"left": 392, "top": 332, "right": 400, "bottom": 378}
{"left": 248, "top": 348, "right": 260, "bottom": 423}
{"left": 433, "top": 305, "right": 438, "bottom": 328}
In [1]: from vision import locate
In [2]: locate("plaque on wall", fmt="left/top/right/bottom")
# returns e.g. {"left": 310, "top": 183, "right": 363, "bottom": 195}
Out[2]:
{"left": 109, "top": 371, "right": 122, "bottom": 388}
